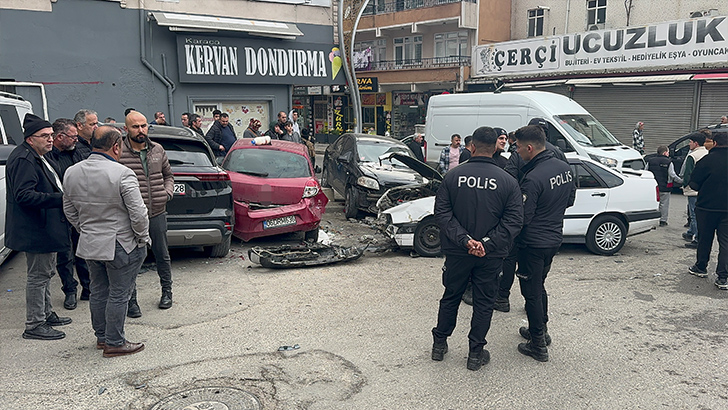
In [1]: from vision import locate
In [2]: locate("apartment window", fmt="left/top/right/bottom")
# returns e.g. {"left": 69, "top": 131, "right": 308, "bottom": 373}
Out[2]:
{"left": 434, "top": 31, "right": 469, "bottom": 61}
{"left": 394, "top": 36, "right": 422, "bottom": 65}
{"left": 354, "top": 40, "right": 386, "bottom": 69}
{"left": 528, "top": 8, "right": 545, "bottom": 37}
{"left": 587, "top": 0, "right": 607, "bottom": 26}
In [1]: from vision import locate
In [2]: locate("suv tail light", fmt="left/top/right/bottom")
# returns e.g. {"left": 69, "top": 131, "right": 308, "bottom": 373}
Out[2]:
{"left": 423, "top": 139, "right": 427, "bottom": 161}
{"left": 656, "top": 186, "right": 660, "bottom": 202}
{"left": 174, "top": 171, "right": 230, "bottom": 181}
{"left": 302, "top": 179, "right": 320, "bottom": 198}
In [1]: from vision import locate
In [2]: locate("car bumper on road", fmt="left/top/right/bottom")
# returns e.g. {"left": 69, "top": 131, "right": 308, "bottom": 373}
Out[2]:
{"left": 233, "top": 194, "right": 327, "bottom": 242}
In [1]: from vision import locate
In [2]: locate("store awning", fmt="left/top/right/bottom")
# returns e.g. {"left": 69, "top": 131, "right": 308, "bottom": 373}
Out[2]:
{"left": 504, "top": 79, "right": 567, "bottom": 89}
{"left": 566, "top": 75, "right": 692, "bottom": 85}
{"left": 151, "top": 12, "right": 303, "bottom": 40}
{"left": 692, "top": 73, "right": 728, "bottom": 82}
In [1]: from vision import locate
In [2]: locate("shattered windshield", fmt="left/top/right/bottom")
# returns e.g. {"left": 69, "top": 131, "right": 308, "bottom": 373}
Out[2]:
{"left": 555, "top": 115, "right": 622, "bottom": 147}
{"left": 356, "top": 140, "right": 411, "bottom": 167}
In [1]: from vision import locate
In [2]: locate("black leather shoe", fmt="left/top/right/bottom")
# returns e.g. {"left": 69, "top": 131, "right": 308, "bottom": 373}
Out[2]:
{"left": 63, "top": 293, "right": 77, "bottom": 310}
{"left": 431, "top": 341, "right": 448, "bottom": 361}
{"left": 158, "top": 291, "right": 173, "bottom": 309}
{"left": 22, "top": 323, "right": 65, "bottom": 340}
{"left": 80, "top": 289, "right": 91, "bottom": 301}
{"left": 466, "top": 348, "right": 490, "bottom": 371}
{"left": 103, "top": 341, "right": 145, "bottom": 358}
{"left": 518, "top": 340, "right": 549, "bottom": 362}
{"left": 46, "top": 311, "right": 72, "bottom": 327}
{"left": 685, "top": 241, "right": 698, "bottom": 249}
{"left": 494, "top": 297, "right": 510, "bottom": 312}
{"left": 127, "top": 301, "right": 142, "bottom": 318}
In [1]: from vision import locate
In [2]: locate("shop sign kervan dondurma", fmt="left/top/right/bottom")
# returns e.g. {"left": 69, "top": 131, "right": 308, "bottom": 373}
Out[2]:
{"left": 178, "top": 35, "right": 346, "bottom": 85}
{"left": 473, "top": 16, "right": 728, "bottom": 77}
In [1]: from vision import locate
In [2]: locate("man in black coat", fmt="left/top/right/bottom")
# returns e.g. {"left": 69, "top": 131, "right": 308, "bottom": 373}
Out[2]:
{"left": 205, "top": 113, "right": 235, "bottom": 158}
{"left": 431, "top": 126, "right": 523, "bottom": 371}
{"left": 686, "top": 132, "right": 728, "bottom": 288}
{"left": 513, "top": 125, "right": 575, "bottom": 362}
{"left": 407, "top": 133, "right": 425, "bottom": 162}
{"left": 45, "top": 118, "right": 91, "bottom": 310}
{"left": 6, "top": 113, "right": 72, "bottom": 341}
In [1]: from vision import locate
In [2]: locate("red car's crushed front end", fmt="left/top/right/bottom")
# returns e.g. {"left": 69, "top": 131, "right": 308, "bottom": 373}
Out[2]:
{"left": 223, "top": 139, "right": 328, "bottom": 242}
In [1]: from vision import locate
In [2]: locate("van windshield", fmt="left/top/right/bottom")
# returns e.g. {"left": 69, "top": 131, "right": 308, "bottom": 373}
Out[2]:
{"left": 555, "top": 115, "right": 622, "bottom": 147}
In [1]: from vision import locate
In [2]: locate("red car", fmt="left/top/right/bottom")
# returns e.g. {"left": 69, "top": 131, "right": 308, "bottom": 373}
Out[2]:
{"left": 222, "top": 138, "right": 328, "bottom": 242}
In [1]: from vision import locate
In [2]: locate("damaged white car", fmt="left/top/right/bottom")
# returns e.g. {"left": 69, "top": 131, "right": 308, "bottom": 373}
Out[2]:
{"left": 378, "top": 154, "right": 660, "bottom": 257}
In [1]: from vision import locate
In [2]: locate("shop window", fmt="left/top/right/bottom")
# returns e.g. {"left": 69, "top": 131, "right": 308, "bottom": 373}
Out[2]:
{"left": 587, "top": 0, "right": 607, "bottom": 29}
{"left": 434, "top": 31, "right": 469, "bottom": 63}
{"left": 528, "top": 8, "right": 545, "bottom": 37}
{"left": 394, "top": 36, "right": 422, "bottom": 65}
{"left": 363, "top": 107, "right": 376, "bottom": 124}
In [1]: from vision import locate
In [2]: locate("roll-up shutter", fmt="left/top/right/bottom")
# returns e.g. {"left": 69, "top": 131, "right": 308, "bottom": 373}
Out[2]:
{"left": 571, "top": 83, "right": 695, "bottom": 154}
{"left": 697, "top": 83, "right": 728, "bottom": 128}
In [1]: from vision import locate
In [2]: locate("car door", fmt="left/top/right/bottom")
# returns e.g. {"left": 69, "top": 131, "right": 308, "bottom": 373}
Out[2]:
{"left": 332, "top": 136, "right": 355, "bottom": 194}
{"left": 563, "top": 163, "right": 610, "bottom": 237}
{"left": 671, "top": 136, "right": 691, "bottom": 174}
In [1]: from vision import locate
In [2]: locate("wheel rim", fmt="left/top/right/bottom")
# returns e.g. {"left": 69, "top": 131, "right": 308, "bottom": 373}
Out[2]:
{"left": 418, "top": 224, "right": 440, "bottom": 251}
{"left": 594, "top": 222, "right": 622, "bottom": 251}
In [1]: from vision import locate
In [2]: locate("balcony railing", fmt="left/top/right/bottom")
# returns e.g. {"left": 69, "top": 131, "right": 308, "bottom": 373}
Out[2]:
{"left": 362, "top": 0, "right": 476, "bottom": 15}
{"left": 355, "top": 56, "right": 471, "bottom": 72}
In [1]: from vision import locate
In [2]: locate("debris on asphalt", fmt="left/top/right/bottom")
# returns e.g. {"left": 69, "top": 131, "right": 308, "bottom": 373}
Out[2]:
{"left": 135, "top": 383, "right": 147, "bottom": 389}
{"left": 278, "top": 344, "right": 301, "bottom": 351}
{"left": 98, "top": 387, "right": 106, "bottom": 395}
{"left": 248, "top": 242, "right": 365, "bottom": 269}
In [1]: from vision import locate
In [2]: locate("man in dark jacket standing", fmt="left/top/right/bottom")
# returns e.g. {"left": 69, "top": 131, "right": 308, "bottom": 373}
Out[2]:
{"left": 188, "top": 114, "right": 204, "bottom": 137}
{"left": 646, "top": 146, "right": 682, "bottom": 226}
{"left": 120, "top": 111, "right": 175, "bottom": 316}
{"left": 431, "top": 126, "right": 523, "bottom": 371}
{"left": 73, "top": 109, "right": 99, "bottom": 160}
{"left": 6, "top": 113, "right": 72, "bottom": 340}
{"left": 686, "top": 132, "right": 728, "bottom": 288}
{"left": 205, "top": 113, "right": 235, "bottom": 158}
{"left": 513, "top": 125, "right": 575, "bottom": 362}
{"left": 407, "top": 133, "right": 425, "bottom": 162}
{"left": 46, "top": 118, "right": 91, "bottom": 310}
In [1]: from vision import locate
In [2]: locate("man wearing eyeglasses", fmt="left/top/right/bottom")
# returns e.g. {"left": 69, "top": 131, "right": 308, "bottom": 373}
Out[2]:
{"left": 6, "top": 113, "right": 72, "bottom": 341}
{"left": 73, "top": 109, "right": 99, "bottom": 160}
{"left": 46, "top": 118, "right": 91, "bottom": 310}
{"left": 63, "top": 126, "right": 150, "bottom": 357}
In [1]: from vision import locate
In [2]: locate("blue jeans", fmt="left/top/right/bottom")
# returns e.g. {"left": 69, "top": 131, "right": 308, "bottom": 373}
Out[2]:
{"left": 88, "top": 242, "right": 146, "bottom": 347}
{"left": 687, "top": 196, "right": 698, "bottom": 240}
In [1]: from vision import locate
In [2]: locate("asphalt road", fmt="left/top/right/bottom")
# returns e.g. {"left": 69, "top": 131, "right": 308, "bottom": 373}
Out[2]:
{"left": 1, "top": 191, "right": 727, "bottom": 409}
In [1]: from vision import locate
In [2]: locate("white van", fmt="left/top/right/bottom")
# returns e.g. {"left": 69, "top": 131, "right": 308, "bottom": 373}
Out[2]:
{"left": 0, "top": 91, "right": 35, "bottom": 265}
{"left": 424, "top": 91, "right": 645, "bottom": 170}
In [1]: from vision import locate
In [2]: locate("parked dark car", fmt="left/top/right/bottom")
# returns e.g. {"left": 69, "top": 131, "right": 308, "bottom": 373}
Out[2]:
{"left": 113, "top": 124, "right": 234, "bottom": 257}
{"left": 320, "top": 133, "right": 425, "bottom": 218}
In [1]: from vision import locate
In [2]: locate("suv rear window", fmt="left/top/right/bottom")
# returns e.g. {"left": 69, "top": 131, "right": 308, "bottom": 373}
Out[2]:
{"left": 223, "top": 148, "right": 311, "bottom": 178}
{"left": 156, "top": 140, "right": 214, "bottom": 167}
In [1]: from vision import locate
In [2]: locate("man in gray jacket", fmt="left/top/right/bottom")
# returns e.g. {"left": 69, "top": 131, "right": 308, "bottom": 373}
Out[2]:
{"left": 63, "top": 126, "right": 150, "bottom": 357}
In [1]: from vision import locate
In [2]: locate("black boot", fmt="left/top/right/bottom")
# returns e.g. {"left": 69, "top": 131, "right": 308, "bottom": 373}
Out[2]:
{"left": 518, "top": 325, "right": 551, "bottom": 346}
{"left": 466, "top": 347, "right": 490, "bottom": 371}
{"left": 461, "top": 282, "right": 473, "bottom": 306}
{"left": 493, "top": 297, "right": 510, "bottom": 312}
{"left": 158, "top": 290, "right": 173, "bottom": 309}
{"left": 127, "top": 288, "right": 142, "bottom": 318}
{"left": 518, "top": 330, "right": 549, "bottom": 362}
{"left": 431, "top": 340, "right": 448, "bottom": 361}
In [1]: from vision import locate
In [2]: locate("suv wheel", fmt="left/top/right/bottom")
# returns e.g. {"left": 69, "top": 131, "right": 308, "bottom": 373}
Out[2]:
{"left": 320, "top": 165, "right": 331, "bottom": 188}
{"left": 205, "top": 234, "right": 231, "bottom": 258}
{"left": 585, "top": 215, "right": 626, "bottom": 255}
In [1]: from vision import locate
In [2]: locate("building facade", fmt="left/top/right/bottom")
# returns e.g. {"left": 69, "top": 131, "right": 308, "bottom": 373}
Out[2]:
{"left": 343, "top": 0, "right": 510, "bottom": 137}
{"left": 0, "top": 0, "right": 341, "bottom": 137}
{"left": 470, "top": 0, "right": 728, "bottom": 152}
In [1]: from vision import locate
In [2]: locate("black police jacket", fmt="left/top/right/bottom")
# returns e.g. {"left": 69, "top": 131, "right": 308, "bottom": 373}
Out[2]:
{"left": 646, "top": 155, "right": 671, "bottom": 192}
{"left": 435, "top": 156, "right": 523, "bottom": 258}
{"left": 518, "top": 150, "right": 576, "bottom": 248}
{"left": 504, "top": 141, "right": 567, "bottom": 180}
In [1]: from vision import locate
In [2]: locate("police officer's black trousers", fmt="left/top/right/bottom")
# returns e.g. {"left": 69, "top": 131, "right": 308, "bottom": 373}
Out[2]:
{"left": 517, "top": 246, "right": 559, "bottom": 339}
{"left": 432, "top": 255, "right": 502, "bottom": 352}
{"left": 497, "top": 244, "right": 518, "bottom": 300}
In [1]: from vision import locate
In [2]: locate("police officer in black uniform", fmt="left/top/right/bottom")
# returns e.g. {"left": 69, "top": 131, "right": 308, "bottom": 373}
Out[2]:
{"left": 431, "top": 126, "right": 523, "bottom": 371}
{"left": 513, "top": 125, "right": 575, "bottom": 362}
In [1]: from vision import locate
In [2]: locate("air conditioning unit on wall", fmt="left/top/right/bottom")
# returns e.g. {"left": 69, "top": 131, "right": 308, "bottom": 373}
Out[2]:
{"left": 588, "top": 23, "right": 605, "bottom": 31}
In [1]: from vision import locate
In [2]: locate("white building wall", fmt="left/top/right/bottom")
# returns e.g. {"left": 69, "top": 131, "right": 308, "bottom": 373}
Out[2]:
{"left": 511, "top": 0, "right": 727, "bottom": 40}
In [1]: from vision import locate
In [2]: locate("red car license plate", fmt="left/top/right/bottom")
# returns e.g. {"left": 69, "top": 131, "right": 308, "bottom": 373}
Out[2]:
{"left": 263, "top": 215, "right": 296, "bottom": 229}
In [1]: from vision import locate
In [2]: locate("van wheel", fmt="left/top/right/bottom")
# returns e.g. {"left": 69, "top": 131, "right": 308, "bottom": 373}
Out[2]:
{"left": 344, "top": 186, "right": 360, "bottom": 219}
{"left": 414, "top": 217, "right": 441, "bottom": 257}
{"left": 585, "top": 215, "right": 626, "bottom": 255}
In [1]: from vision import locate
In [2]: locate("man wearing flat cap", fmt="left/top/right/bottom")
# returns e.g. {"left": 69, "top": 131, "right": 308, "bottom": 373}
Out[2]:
{"left": 6, "top": 113, "right": 72, "bottom": 340}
